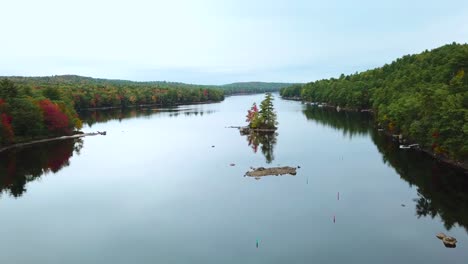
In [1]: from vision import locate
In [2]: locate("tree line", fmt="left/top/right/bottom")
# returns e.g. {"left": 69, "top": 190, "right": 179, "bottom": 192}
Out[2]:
{"left": 0, "top": 76, "right": 224, "bottom": 146}
{"left": 280, "top": 43, "right": 468, "bottom": 161}
{"left": 0, "top": 75, "right": 293, "bottom": 146}
{"left": 221, "top": 82, "right": 294, "bottom": 95}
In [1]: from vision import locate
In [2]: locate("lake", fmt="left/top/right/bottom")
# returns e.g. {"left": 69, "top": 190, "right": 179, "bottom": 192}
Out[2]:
{"left": 1, "top": 93, "right": 467, "bottom": 264}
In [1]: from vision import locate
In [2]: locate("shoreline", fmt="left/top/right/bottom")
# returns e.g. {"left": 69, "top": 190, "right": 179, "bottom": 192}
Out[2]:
{"left": 0, "top": 98, "right": 227, "bottom": 152}
{"left": 76, "top": 91, "right": 279, "bottom": 112}
{"left": 281, "top": 96, "right": 467, "bottom": 173}
{"left": 76, "top": 100, "right": 223, "bottom": 112}
{"left": 0, "top": 132, "right": 104, "bottom": 153}
{"left": 381, "top": 129, "right": 468, "bottom": 173}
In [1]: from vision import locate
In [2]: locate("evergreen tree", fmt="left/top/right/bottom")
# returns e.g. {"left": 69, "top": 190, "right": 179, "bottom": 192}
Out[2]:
{"left": 259, "top": 93, "right": 277, "bottom": 129}
{"left": 254, "top": 93, "right": 278, "bottom": 129}
{"left": 0, "top": 79, "right": 19, "bottom": 99}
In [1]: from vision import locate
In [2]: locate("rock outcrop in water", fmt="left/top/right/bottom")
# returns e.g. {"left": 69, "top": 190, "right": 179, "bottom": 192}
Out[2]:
{"left": 436, "top": 233, "right": 457, "bottom": 248}
{"left": 245, "top": 166, "right": 297, "bottom": 179}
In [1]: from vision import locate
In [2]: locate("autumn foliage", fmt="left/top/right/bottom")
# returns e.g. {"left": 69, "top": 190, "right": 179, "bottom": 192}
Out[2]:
{"left": 0, "top": 76, "right": 225, "bottom": 146}
{"left": 246, "top": 103, "right": 259, "bottom": 123}
{"left": 39, "top": 99, "right": 71, "bottom": 135}
{"left": 1, "top": 113, "right": 14, "bottom": 143}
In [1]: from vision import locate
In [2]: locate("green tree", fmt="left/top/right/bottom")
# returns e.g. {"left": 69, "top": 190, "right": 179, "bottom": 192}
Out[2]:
{"left": 10, "top": 98, "right": 44, "bottom": 138}
{"left": 257, "top": 93, "right": 278, "bottom": 129}
{"left": 42, "top": 86, "right": 62, "bottom": 100}
{"left": 0, "top": 79, "right": 19, "bottom": 99}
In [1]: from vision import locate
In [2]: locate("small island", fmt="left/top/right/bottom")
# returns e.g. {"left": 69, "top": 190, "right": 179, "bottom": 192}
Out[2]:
{"left": 241, "top": 93, "right": 278, "bottom": 134}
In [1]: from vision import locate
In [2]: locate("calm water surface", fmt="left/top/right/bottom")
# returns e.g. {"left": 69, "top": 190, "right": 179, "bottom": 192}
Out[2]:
{"left": 1, "top": 94, "right": 467, "bottom": 263}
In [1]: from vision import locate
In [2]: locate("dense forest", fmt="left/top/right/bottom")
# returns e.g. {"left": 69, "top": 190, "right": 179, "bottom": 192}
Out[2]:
{"left": 281, "top": 43, "right": 468, "bottom": 162}
{"left": 3, "top": 75, "right": 225, "bottom": 110}
{"left": 0, "top": 76, "right": 224, "bottom": 146}
{"left": 221, "top": 82, "right": 294, "bottom": 95}
{"left": 0, "top": 75, "right": 290, "bottom": 146}
{"left": 0, "top": 75, "right": 226, "bottom": 146}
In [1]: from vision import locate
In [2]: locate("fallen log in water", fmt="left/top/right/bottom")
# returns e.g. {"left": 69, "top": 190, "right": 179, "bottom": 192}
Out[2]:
{"left": 245, "top": 166, "right": 297, "bottom": 178}
{"left": 0, "top": 132, "right": 106, "bottom": 153}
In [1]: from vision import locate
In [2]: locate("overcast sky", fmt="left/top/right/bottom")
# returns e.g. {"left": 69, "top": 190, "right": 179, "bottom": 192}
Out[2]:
{"left": 0, "top": 0, "right": 467, "bottom": 84}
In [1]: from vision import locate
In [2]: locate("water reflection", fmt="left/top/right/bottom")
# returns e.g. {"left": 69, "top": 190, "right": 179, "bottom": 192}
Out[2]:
{"left": 303, "top": 105, "right": 468, "bottom": 233}
{"left": 372, "top": 133, "right": 468, "bottom": 233}
{"left": 0, "top": 139, "right": 83, "bottom": 197}
{"left": 79, "top": 107, "right": 215, "bottom": 127}
{"left": 244, "top": 131, "right": 278, "bottom": 163}
{"left": 0, "top": 106, "right": 215, "bottom": 198}
{"left": 303, "top": 105, "right": 373, "bottom": 138}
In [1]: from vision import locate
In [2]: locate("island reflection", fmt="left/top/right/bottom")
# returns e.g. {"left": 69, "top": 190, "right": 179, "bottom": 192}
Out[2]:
{"left": 244, "top": 131, "right": 278, "bottom": 164}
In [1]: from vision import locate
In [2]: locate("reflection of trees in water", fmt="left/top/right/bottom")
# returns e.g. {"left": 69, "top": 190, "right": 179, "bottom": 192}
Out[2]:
{"left": 303, "top": 105, "right": 468, "bottom": 233}
{"left": 246, "top": 131, "right": 278, "bottom": 163}
{"left": 0, "top": 139, "right": 82, "bottom": 198}
{"left": 303, "top": 105, "right": 373, "bottom": 138}
{"left": 80, "top": 108, "right": 215, "bottom": 127}
{"left": 372, "top": 133, "right": 468, "bottom": 233}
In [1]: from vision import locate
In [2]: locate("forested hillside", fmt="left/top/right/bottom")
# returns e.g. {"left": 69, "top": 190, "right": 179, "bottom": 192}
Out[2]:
{"left": 0, "top": 76, "right": 224, "bottom": 146}
{"left": 3, "top": 75, "right": 225, "bottom": 110}
{"left": 0, "top": 75, "right": 292, "bottom": 146}
{"left": 281, "top": 43, "right": 468, "bottom": 161}
{"left": 221, "top": 82, "right": 294, "bottom": 95}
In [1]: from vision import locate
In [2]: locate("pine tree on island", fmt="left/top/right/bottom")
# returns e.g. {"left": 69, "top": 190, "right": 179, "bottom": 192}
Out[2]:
{"left": 246, "top": 93, "right": 278, "bottom": 130}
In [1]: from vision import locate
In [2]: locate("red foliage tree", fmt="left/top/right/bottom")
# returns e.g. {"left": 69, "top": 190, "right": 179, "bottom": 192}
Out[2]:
{"left": 1, "top": 113, "right": 14, "bottom": 143}
{"left": 246, "top": 103, "right": 258, "bottom": 123}
{"left": 39, "top": 99, "right": 71, "bottom": 135}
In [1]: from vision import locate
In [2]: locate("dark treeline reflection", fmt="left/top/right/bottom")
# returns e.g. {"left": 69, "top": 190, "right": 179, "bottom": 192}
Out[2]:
{"left": 372, "top": 134, "right": 468, "bottom": 233}
{"left": 303, "top": 106, "right": 468, "bottom": 233}
{"left": 303, "top": 105, "right": 373, "bottom": 138}
{"left": 245, "top": 131, "right": 278, "bottom": 163}
{"left": 0, "top": 139, "right": 83, "bottom": 198}
{"left": 79, "top": 107, "right": 216, "bottom": 127}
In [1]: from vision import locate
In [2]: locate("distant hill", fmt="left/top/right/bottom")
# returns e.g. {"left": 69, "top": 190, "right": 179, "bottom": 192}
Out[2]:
{"left": 1, "top": 75, "right": 295, "bottom": 95}
{"left": 2, "top": 75, "right": 212, "bottom": 89}
{"left": 221, "top": 82, "right": 295, "bottom": 95}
